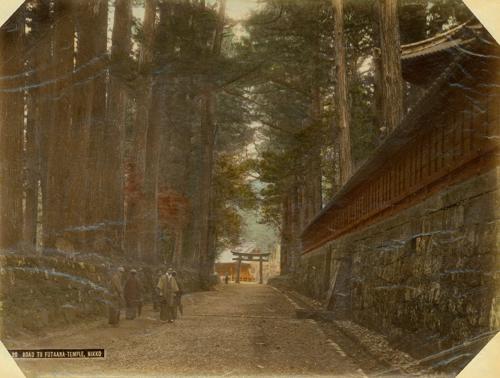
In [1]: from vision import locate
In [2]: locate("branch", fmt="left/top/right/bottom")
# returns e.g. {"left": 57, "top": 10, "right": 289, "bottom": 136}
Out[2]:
{"left": 215, "top": 62, "right": 266, "bottom": 91}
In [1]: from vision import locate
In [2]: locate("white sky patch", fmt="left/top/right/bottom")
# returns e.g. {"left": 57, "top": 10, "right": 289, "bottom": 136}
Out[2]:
{"left": 225, "top": 0, "right": 260, "bottom": 21}
{"left": 132, "top": 1, "right": 259, "bottom": 29}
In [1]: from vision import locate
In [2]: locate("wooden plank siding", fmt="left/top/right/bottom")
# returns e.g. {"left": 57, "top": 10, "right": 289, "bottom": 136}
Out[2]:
{"left": 302, "top": 53, "right": 500, "bottom": 255}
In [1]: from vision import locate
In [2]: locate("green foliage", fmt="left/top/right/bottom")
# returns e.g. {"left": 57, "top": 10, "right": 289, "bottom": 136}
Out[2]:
{"left": 213, "top": 153, "right": 258, "bottom": 249}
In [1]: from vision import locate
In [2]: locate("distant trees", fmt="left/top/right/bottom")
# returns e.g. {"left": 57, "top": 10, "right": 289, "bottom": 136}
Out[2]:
{"left": 243, "top": 0, "right": 373, "bottom": 273}
{"left": 246, "top": 0, "right": 473, "bottom": 274}
{"left": 0, "top": 0, "right": 476, "bottom": 279}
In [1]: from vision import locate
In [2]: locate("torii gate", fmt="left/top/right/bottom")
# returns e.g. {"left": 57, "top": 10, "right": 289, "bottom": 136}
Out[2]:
{"left": 231, "top": 251, "right": 270, "bottom": 284}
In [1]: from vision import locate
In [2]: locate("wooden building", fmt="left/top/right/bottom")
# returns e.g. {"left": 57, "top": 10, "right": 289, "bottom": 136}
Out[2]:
{"left": 298, "top": 21, "right": 500, "bottom": 358}
{"left": 215, "top": 262, "right": 255, "bottom": 282}
{"left": 302, "top": 22, "right": 499, "bottom": 254}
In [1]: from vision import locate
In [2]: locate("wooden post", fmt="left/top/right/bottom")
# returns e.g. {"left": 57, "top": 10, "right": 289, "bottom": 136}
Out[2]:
{"left": 259, "top": 256, "right": 263, "bottom": 284}
{"left": 236, "top": 257, "right": 241, "bottom": 283}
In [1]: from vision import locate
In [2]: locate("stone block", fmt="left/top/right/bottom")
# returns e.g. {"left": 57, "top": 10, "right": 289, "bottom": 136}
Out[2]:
{"left": 464, "top": 192, "right": 497, "bottom": 225}
{"left": 441, "top": 169, "right": 499, "bottom": 207}
{"left": 441, "top": 206, "right": 462, "bottom": 231}
{"left": 61, "top": 303, "right": 79, "bottom": 323}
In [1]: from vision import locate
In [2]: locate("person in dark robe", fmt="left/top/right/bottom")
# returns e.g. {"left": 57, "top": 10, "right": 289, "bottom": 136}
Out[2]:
{"left": 157, "top": 268, "right": 179, "bottom": 323}
{"left": 171, "top": 270, "right": 183, "bottom": 318}
{"left": 124, "top": 269, "right": 142, "bottom": 320}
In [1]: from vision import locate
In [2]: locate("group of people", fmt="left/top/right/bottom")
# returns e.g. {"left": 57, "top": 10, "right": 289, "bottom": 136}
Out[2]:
{"left": 109, "top": 266, "right": 183, "bottom": 325}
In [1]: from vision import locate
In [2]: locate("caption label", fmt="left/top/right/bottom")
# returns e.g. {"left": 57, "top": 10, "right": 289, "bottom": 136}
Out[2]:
{"left": 8, "top": 349, "right": 105, "bottom": 359}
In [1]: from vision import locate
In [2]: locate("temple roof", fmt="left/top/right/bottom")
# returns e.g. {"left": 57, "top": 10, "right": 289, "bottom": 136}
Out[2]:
{"left": 401, "top": 21, "right": 487, "bottom": 85}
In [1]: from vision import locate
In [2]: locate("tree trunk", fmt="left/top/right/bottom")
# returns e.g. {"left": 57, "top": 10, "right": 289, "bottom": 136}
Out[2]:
{"left": 186, "top": 121, "right": 202, "bottom": 267}
{"left": 289, "top": 184, "right": 301, "bottom": 273}
{"left": 158, "top": 86, "right": 194, "bottom": 266}
{"left": 85, "top": 0, "right": 108, "bottom": 254}
{"left": 198, "top": 90, "right": 217, "bottom": 287}
{"left": 173, "top": 227, "right": 183, "bottom": 267}
{"left": 308, "top": 83, "right": 323, "bottom": 219}
{"left": 29, "top": 0, "right": 54, "bottom": 255}
{"left": 333, "top": 0, "right": 353, "bottom": 184}
{"left": 372, "top": 2, "right": 386, "bottom": 143}
{"left": 23, "top": 79, "right": 39, "bottom": 252}
{"left": 377, "top": 0, "right": 404, "bottom": 132}
{"left": 0, "top": 10, "right": 25, "bottom": 251}
{"left": 280, "top": 194, "right": 290, "bottom": 274}
{"left": 124, "top": 0, "right": 157, "bottom": 261}
{"left": 43, "top": 0, "right": 74, "bottom": 251}
{"left": 67, "top": 1, "right": 101, "bottom": 252}
{"left": 102, "top": 0, "right": 132, "bottom": 255}
{"left": 23, "top": 1, "right": 51, "bottom": 252}
{"left": 140, "top": 78, "right": 166, "bottom": 264}
{"left": 198, "top": 0, "right": 226, "bottom": 287}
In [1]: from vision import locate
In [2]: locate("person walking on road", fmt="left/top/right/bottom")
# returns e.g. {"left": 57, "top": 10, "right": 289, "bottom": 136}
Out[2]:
{"left": 124, "top": 269, "right": 143, "bottom": 319}
{"left": 109, "top": 267, "right": 125, "bottom": 325}
{"left": 157, "top": 267, "right": 179, "bottom": 323}
{"left": 171, "top": 270, "right": 183, "bottom": 318}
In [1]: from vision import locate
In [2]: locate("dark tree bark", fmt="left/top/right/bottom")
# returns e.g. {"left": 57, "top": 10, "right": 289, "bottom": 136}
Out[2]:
{"left": 372, "top": 1, "right": 384, "bottom": 143}
{"left": 141, "top": 83, "right": 164, "bottom": 263}
{"left": 377, "top": 0, "right": 404, "bottom": 132}
{"left": 24, "top": 81, "right": 39, "bottom": 252}
{"left": 288, "top": 183, "right": 301, "bottom": 273}
{"left": 23, "top": 0, "right": 52, "bottom": 252}
{"left": 198, "top": 90, "right": 217, "bottom": 286}
{"left": 102, "top": 0, "right": 133, "bottom": 254}
{"left": 124, "top": 0, "right": 157, "bottom": 261}
{"left": 28, "top": 0, "right": 54, "bottom": 255}
{"left": 158, "top": 86, "right": 194, "bottom": 267}
{"left": 86, "top": 0, "right": 109, "bottom": 254}
{"left": 43, "top": 0, "right": 74, "bottom": 251}
{"left": 67, "top": 0, "right": 103, "bottom": 252}
{"left": 308, "top": 83, "right": 323, "bottom": 220}
{"left": 280, "top": 194, "right": 291, "bottom": 274}
{"left": 0, "top": 10, "right": 25, "bottom": 251}
{"left": 198, "top": 0, "right": 226, "bottom": 287}
{"left": 333, "top": 0, "right": 353, "bottom": 184}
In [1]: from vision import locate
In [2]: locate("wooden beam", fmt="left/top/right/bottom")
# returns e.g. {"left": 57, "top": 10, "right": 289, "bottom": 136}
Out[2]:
{"left": 232, "top": 257, "right": 269, "bottom": 262}
{"left": 232, "top": 252, "right": 271, "bottom": 257}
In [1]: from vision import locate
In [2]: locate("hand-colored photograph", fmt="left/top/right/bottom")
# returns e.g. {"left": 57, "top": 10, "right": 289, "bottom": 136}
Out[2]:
{"left": 0, "top": 0, "right": 499, "bottom": 377}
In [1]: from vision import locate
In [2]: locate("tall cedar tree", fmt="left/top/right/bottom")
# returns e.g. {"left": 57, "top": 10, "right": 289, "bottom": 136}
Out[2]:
{"left": 43, "top": 0, "right": 74, "bottom": 251}
{"left": 198, "top": 0, "right": 227, "bottom": 288}
{"left": 333, "top": 0, "right": 353, "bottom": 184}
{"left": 102, "top": 0, "right": 133, "bottom": 255}
{"left": 0, "top": 9, "right": 24, "bottom": 250}
{"left": 376, "top": 0, "right": 404, "bottom": 132}
{"left": 125, "top": 0, "right": 157, "bottom": 262}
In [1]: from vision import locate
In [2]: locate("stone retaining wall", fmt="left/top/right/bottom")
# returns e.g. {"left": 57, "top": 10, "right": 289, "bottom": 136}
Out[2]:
{"left": 299, "top": 167, "right": 500, "bottom": 352}
{"left": 0, "top": 254, "right": 201, "bottom": 337}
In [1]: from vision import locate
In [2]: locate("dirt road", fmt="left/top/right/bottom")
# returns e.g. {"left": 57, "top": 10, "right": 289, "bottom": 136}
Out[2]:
{"left": 6, "top": 283, "right": 373, "bottom": 377}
